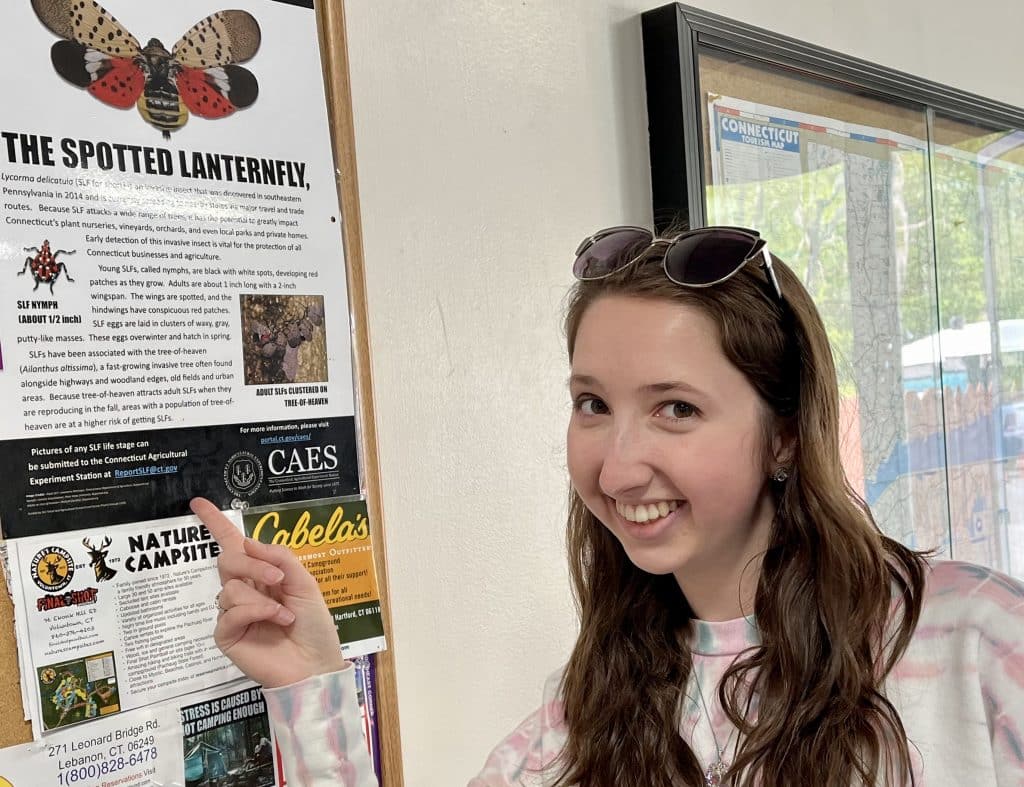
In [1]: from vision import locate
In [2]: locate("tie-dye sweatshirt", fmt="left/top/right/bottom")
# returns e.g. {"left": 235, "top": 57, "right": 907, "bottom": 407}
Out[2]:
{"left": 263, "top": 559, "right": 1024, "bottom": 786}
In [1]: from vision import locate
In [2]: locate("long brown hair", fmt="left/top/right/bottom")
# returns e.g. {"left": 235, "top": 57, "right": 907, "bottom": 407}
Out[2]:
{"left": 554, "top": 242, "right": 928, "bottom": 786}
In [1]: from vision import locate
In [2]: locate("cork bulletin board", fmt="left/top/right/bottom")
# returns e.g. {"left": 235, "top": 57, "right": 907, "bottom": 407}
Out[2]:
{"left": 0, "top": 0, "right": 403, "bottom": 783}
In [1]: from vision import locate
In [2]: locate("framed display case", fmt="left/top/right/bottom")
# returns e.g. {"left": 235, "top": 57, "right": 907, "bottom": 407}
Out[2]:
{"left": 642, "top": 4, "right": 1024, "bottom": 576}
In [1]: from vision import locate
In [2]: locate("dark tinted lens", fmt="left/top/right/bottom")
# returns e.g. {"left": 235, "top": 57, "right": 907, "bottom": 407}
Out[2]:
{"left": 573, "top": 228, "right": 652, "bottom": 279}
{"left": 663, "top": 231, "right": 758, "bottom": 285}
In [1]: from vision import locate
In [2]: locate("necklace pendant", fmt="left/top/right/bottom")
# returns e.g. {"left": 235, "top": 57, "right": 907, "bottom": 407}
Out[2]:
{"left": 704, "top": 759, "right": 729, "bottom": 786}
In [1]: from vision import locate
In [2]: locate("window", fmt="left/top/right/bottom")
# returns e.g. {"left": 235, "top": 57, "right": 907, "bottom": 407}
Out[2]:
{"left": 643, "top": 4, "right": 1024, "bottom": 575}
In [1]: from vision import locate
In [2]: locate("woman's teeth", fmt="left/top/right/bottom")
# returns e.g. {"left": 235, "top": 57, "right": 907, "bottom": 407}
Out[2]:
{"left": 615, "top": 500, "right": 679, "bottom": 523}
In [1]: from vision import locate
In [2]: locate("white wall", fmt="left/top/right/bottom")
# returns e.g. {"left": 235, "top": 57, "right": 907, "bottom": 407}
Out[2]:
{"left": 341, "top": 1, "right": 1024, "bottom": 783}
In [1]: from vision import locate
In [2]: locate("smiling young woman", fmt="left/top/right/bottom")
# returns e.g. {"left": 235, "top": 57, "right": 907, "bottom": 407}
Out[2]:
{"left": 556, "top": 230, "right": 928, "bottom": 787}
{"left": 566, "top": 296, "right": 780, "bottom": 621}
{"left": 193, "top": 226, "right": 1024, "bottom": 787}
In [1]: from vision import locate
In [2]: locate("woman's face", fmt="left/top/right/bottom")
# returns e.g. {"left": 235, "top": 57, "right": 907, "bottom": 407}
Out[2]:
{"left": 566, "top": 295, "right": 779, "bottom": 618}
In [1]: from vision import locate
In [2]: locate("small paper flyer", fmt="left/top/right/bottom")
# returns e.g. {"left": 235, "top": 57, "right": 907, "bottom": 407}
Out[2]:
{"left": 0, "top": 678, "right": 282, "bottom": 787}
{"left": 8, "top": 514, "right": 244, "bottom": 736}
{"left": 180, "top": 682, "right": 282, "bottom": 787}
{"left": 242, "top": 497, "right": 386, "bottom": 658}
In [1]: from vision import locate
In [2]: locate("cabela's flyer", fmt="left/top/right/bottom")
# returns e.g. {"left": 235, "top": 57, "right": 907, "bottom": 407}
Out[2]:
{"left": 243, "top": 497, "right": 387, "bottom": 658}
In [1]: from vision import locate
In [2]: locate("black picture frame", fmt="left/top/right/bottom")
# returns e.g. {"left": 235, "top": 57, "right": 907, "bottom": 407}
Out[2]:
{"left": 640, "top": 3, "right": 1024, "bottom": 233}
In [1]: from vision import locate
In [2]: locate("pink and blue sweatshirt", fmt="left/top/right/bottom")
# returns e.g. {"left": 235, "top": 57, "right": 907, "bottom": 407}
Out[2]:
{"left": 263, "top": 560, "right": 1024, "bottom": 786}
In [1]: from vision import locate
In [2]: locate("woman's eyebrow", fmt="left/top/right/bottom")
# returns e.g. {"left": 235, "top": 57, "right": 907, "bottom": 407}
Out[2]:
{"left": 568, "top": 375, "right": 706, "bottom": 398}
{"left": 568, "top": 373, "right": 599, "bottom": 388}
{"left": 641, "top": 381, "right": 707, "bottom": 397}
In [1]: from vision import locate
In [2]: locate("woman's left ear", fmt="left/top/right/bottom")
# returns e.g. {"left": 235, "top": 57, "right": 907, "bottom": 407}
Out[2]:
{"left": 770, "top": 428, "right": 796, "bottom": 470}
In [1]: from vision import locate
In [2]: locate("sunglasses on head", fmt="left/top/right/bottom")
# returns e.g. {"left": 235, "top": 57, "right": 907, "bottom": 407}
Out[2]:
{"left": 572, "top": 225, "right": 783, "bottom": 300}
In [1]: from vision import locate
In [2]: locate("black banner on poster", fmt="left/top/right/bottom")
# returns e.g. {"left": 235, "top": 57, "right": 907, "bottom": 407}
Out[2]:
{"left": 0, "top": 416, "right": 357, "bottom": 537}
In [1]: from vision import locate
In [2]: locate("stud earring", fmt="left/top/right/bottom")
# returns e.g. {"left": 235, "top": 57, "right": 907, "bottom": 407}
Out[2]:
{"left": 771, "top": 467, "right": 789, "bottom": 483}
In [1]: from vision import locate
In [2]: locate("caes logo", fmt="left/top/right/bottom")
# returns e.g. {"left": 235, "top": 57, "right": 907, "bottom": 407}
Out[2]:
{"left": 30, "top": 547, "right": 75, "bottom": 592}
{"left": 19, "top": 240, "right": 75, "bottom": 293}
{"left": 31, "top": 0, "right": 261, "bottom": 139}
{"left": 224, "top": 450, "right": 263, "bottom": 498}
{"left": 268, "top": 445, "right": 338, "bottom": 476}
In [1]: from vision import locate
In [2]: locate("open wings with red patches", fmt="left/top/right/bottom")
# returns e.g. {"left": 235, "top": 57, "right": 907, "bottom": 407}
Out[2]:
{"left": 32, "top": 0, "right": 260, "bottom": 132}
{"left": 87, "top": 55, "right": 145, "bottom": 107}
{"left": 177, "top": 64, "right": 258, "bottom": 118}
{"left": 172, "top": 9, "right": 261, "bottom": 117}
{"left": 48, "top": 42, "right": 144, "bottom": 108}
{"left": 35, "top": 0, "right": 146, "bottom": 108}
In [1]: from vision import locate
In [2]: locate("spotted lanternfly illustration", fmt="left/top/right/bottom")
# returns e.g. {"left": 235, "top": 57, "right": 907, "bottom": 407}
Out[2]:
{"left": 31, "top": 0, "right": 261, "bottom": 138}
{"left": 19, "top": 240, "right": 76, "bottom": 293}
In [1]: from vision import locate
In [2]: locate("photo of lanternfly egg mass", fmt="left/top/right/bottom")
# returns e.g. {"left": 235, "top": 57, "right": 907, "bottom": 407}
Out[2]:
{"left": 240, "top": 294, "right": 328, "bottom": 385}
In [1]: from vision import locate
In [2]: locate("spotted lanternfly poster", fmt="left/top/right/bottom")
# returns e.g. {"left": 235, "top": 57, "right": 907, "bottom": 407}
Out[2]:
{"left": 0, "top": 0, "right": 361, "bottom": 536}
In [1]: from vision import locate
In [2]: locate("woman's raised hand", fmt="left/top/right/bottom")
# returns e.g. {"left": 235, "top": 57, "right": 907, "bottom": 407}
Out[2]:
{"left": 191, "top": 497, "right": 346, "bottom": 688}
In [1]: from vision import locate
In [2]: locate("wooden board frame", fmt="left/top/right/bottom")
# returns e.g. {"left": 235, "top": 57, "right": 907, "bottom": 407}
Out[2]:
{"left": 315, "top": 3, "right": 405, "bottom": 785}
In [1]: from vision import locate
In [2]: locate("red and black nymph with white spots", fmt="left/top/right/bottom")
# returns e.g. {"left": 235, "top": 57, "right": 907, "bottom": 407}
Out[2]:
{"left": 30, "top": 0, "right": 261, "bottom": 138}
{"left": 19, "top": 240, "right": 76, "bottom": 293}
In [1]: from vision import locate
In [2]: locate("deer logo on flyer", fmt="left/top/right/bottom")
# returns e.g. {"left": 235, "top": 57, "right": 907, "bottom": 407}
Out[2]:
{"left": 82, "top": 536, "right": 117, "bottom": 581}
{"left": 30, "top": 546, "right": 74, "bottom": 592}
{"left": 30, "top": 0, "right": 262, "bottom": 138}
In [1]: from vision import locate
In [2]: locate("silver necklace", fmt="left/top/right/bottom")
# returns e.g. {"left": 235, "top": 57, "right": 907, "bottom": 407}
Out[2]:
{"left": 692, "top": 669, "right": 736, "bottom": 787}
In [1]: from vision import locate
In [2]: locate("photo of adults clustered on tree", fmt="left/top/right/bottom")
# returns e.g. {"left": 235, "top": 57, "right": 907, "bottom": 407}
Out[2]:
{"left": 240, "top": 294, "right": 328, "bottom": 385}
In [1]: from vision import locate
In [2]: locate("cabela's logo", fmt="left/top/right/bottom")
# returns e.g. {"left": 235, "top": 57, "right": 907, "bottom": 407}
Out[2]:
{"left": 249, "top": 504, "right": 369, "bottom": 549}
{"left": 30, "top": 546, "right": 75, "bottom": 592}
{"left": 224, "top": 450, "right": 263, "bottom": 498}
